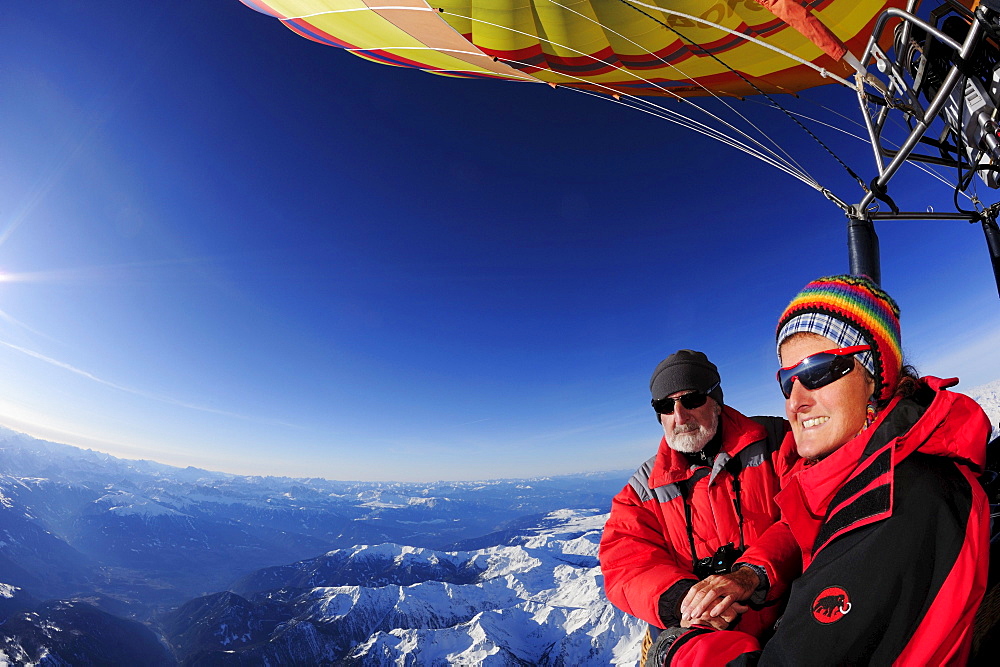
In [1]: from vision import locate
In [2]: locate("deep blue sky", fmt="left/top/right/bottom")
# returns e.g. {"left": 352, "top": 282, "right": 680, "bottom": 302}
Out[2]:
{"left": 2, "top": 1, "right": 998, "bottom": 481}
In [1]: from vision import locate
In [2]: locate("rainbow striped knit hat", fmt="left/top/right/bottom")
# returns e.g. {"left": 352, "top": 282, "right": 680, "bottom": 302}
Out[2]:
{"left": 776, "top": 275, "right": 902, "bottom": 403}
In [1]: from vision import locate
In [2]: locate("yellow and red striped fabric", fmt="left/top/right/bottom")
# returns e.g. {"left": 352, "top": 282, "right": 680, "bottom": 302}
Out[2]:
{"left": 239, "top": 0, "right": 906, "bottom": 98}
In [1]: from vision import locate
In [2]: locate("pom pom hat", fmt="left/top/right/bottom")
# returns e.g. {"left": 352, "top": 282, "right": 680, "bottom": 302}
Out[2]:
{"left": 776, "top": 275, "right": 902, "bottom": 403}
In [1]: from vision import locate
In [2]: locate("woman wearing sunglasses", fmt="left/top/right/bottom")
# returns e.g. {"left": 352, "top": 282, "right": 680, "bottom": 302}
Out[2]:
{"left": 647, "top": 275, "right": 991, "bottom": 666}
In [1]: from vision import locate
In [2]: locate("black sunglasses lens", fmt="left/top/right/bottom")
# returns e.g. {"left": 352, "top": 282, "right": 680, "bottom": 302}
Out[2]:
{"left": 778, "top": 354, "right": 856, "bottom": 398}
{"left": 652, "top": 397, "right": 674, "bottom": 414}
{"left": 680, "top": 392, "right": 709, "bottom": 410}
{"left": 778, "top": 374, "right": 794, "bottom": 399}
{"left": 826, "top": 355, "right": 855, "bottom": 382}
{"left": 653, "top": 391, "right": 709, "bottom": 415}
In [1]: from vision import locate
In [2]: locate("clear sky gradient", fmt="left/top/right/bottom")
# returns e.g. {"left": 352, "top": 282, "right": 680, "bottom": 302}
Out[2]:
{"left": 3, "top": 1, "right": 999, "bottom": 481}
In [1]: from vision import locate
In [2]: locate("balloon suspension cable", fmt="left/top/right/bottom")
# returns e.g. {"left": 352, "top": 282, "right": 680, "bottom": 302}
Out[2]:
{"left": 616, "top": 0, "right": 870, "bottom": 196}
{"left": 744, "top": 97, "right": 977, "bottom": 200}
{"left": 545, "top": 0, "right": 815, "bottom": 183}
{"left": 534, "top": 75, "right": 822, "bottom": 190}
{"left": 437, "top": 10, "right": 824, "bottom": 191}
{"left": 562, "top": 86, "right": 827, "bottom": 192}
{"left": 291, "top": 3, "right": 841, "bottom": 196}
{"left": 283, "top": 2, "right": 863, "bottom": 202}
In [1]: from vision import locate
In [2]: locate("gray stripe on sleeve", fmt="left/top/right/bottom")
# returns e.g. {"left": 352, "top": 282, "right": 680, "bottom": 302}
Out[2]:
{"left": 628, "top": 455, "right": 684, "bottom": 504}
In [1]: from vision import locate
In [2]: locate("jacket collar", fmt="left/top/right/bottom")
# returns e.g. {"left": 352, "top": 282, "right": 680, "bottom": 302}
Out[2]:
{"left": 649, "top": 405, "right": 766, "bottom": 488}
{"left": 774, "top": 400, "right": 899, "bottom": 561}
{"left": 784, "top": 395, "right": 900, "bottom": 519}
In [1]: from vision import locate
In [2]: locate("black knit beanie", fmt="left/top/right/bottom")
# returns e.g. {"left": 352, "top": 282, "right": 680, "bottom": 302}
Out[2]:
{"left": 649, "top": 349, "right": 723, "bottom": 405}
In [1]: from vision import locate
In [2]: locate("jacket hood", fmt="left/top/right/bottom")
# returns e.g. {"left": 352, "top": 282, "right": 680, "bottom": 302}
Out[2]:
{"left": 893, "top": 376, "right": 989, "bottom": 473}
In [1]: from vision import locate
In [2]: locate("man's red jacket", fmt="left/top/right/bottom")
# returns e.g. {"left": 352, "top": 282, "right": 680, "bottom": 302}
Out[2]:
{"left": 599, "top": 406, "right": 794, "bottom": 636}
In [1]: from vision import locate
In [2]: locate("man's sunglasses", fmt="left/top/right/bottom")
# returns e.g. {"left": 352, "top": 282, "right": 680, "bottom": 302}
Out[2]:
{"left": 651, "top": 382, "right": 720, "bottom": 415}
{"left": 776, "top": 345, "right": 870, "bottom": 399}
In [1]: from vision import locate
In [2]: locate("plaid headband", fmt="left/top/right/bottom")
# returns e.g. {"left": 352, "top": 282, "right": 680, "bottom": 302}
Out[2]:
{"left": 776, "top": 275, "right": 902, "bottom": 403}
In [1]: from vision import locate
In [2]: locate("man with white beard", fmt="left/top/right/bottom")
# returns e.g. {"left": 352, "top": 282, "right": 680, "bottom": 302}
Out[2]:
{"left": 599, "top": 350, "right": 792, "bottom": 659}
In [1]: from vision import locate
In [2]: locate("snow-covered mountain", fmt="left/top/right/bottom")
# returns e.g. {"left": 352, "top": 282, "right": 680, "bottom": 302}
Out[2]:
{"left": 0, "top": 427, "right": 641, "bottom": 664}
{"left": 967, "top": 380, "right": 1000, "bottom": 440}
{"left": 0, "top": 426, "right": 628, "bottom": 606}
{"left": 164, "top": 509, "right": 645, "bottom": 665}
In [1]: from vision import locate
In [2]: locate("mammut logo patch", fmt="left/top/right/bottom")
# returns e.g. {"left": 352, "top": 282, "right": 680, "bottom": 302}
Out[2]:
{"left": 811, "top": 586, "right": 852, "bottom": 624}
